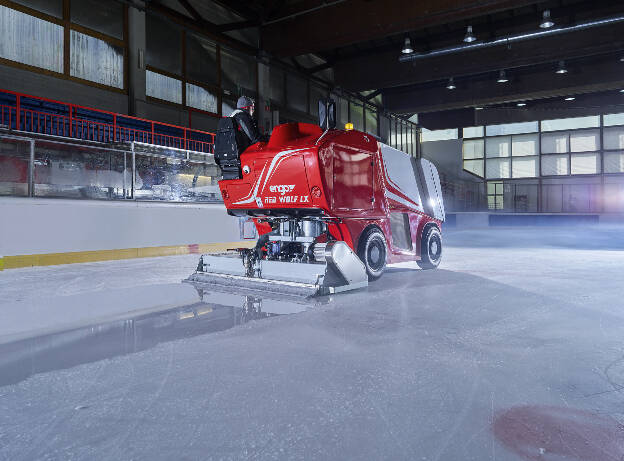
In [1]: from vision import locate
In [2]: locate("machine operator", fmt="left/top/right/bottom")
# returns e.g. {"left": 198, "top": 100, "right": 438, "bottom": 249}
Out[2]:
{"left": 229, "top": 96, "right": 268, "bottom": 149}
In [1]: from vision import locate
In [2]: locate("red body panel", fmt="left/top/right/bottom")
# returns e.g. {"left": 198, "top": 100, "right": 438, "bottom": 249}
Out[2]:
{"left": 219, "top": 123, "right": 441, "bottom": 263}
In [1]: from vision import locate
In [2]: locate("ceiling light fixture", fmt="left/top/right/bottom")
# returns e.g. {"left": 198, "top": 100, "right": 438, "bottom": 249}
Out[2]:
{"left": 497, "top": 70, "right": 509, "bottom": 83}
{"left": 620, "top": 89, "right": 624, "bottom": 93}
{"left": 402, "top": 37, "right": 413, "bottom": 54}
{"left": 564, "top": 96, "right": 575, "bottom": 101}
{"left": 464, "top": 25, "right": 476, "bottom": 43}
{"left": 540, "top": 9, "right": 554, "bottom": 29}
{"left": 517, "top": 102, "right": 527, "bottom": 107}
{"left": 446, "top": 77, "right": 456, "bottom": 90}
{"left": 475, "top": 107, "right": 484, "bottom": 110}
{"left": 556, "top": 60, "right": 568, "bottom": 74}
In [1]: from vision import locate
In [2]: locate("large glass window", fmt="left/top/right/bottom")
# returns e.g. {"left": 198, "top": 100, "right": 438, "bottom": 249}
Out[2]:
{"left": 186, "top": 34, "right": 217, "bottom": 87}
{"left": 70, "top": 30, "right": 124, "bottom": 89}
{"left": 512, "top": 134, "right": 538, "bottom": 156}
{"left": 570, "top": 129, "right": 600, "bottom": 152}
{"left": 186, "top": 83, "right": 217, "bottom": 113}
{"left": 421, "top": 128, "right": 458, "bottom": 142}
{"left": 146, "top": 70, "right": 182, "bottom": 104}
{"left": 541, "top": 116, "right": 600, "bottom": 132}
{"left": 463, "top": 126, "right": 484, "bottom": 138}
{"left": 541, "top": 132, "right": 568, "bottom": 153}
{"left": 604, "top": 152, "right": 624, "bottom": 174}
{"left": 604, "top": 127, "right": 624, "bottom": 150}
{"left": 604, "top": 113, "right": 624, "bottom": 127}
{"left": 463, "top": 139, "right": 484, "bottom": 159}
{"left": 146, "top": 13, "right": 181, "bottom": 75}
{"left": 71, "top": 0, "right": 124, "bottom": 39}
{"left": 221, "top": 48, "right": 256, "bottom": 93}
{"left": 486, "top": 158, "right": 510, "bottom": 179}
{"left": 541, "top": 154, "right": 569, "bottom": 176}
{"left": 0, "top": 5, "right": 63, "bottom": 73}
{"left": 512, "top": 157, "right": 538, "bottom": 178}
{"left": 12, "top": 0, "right": 62, "bottom": 17}
{"left": 486, "top": 137, "right": 511, "bottom": 158}
{"left": 570, "top": 153, "right": 600, "bottom": 175}
{"left": 486, "top": 121, "right": 538, "bottom": 136}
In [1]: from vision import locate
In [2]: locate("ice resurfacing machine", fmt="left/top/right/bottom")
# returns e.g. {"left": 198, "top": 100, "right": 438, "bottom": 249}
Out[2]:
{"left": 186, "top": 100, "right": 445, "bottom": 297}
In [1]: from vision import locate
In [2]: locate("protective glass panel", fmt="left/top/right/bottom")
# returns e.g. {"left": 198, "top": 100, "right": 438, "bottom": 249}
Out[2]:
{"left": 463, "top": 126, "right": 484, "bottom": 138}
{"left": 12, "top": 0, "right": 62, "bottom": 17}
{"left": 512, "top": 134, "right": 538, "bottom": 156}
{"left": 570, "top": 129, "right": 600, "bottom": 152}
{"left": 604, "top": 183, "right": 624, "bottom": 212}
{"left": 541, "top": 116, "right": 600, "bottom": 132}
{"left": 186, "top": 34, "right": 217, "bottom": 86}
{"left": 604, "top": 151, "right": 624, "bottom": 174}
{"left": 0, "top": 137, "right": 30, "bottom": 196}
{"left": 604, "top": 127, "right": 624, "bottom": 150}
{"left": 70, "top": 30, "right": 124, "bottom": 89}
{"left": 186, "top": 83, "right": 217, "bottom": 113}
{"left": 463, "top": 159, "right": 483, "bottom": 177}
{"left": 0, "top": 5, "right": 63, "bottom": 72}
{"left": 604, "top": 113, "right": 624, "bottom": 127}
{"left": 541, "top": 132, "right": 568, "bottom": 153}
{"left": 146, "top": 13, "right": 181, "bottom": 75}
{"left": 421, "top": 128, "right": 458, "bottom": 142}
{"left": 463, "top": 139, "right": 484, "bottom": 159}
{"left": 146, "top": 70, "right": 182, "bottom": 104}
{"left": 134, "top": 155, "right": 221, "bottom": 202}
{"left": 486, "top": 136, "right": 511, "bottom": 157}
{"left": 351, "top": 103, "right": 363, "bottom": 131}
{"left": 562, "top": 184, "right": 600, "bottom": 212}
{"left": 365, "top": 107, "right": 377, "bottom": 136}
{"left": 570, "top": 153, "right": 600, "bottom": 175}
{"left": 485, "top": 121, "right": 538, "bottom": 136}
{"left": 221, "top": 48, "right": 256, "bottom": 93}
{"left": 486, "top": 158, "right": 510, "bottom": 179}
{"left": 71, "top": 0, "right": 124, "bottom": 39}
{"left": 541, "top": 154, "right": 569, "bottom": 176}
{"left": 33, "top": 141, "right": 128, "bottom": 199}
{"left": 511, "top": 156, "right": 538, "bottom": 178}
{"left": 286, "top": 74, "right": 307, "bottom": 113}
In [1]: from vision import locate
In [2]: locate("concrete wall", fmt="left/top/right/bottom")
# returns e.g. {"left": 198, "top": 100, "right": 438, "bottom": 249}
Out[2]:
{"left": 0, "top": 197, "right": 242, "bottom": 256}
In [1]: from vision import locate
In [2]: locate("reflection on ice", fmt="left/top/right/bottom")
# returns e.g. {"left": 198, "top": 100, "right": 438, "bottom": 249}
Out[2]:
{"left": 0, "top": 283, "right": 319, "bottom": 387}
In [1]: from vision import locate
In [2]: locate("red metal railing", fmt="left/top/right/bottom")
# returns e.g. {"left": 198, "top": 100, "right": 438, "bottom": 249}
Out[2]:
{"left": 0, "top": 89, "right": 215, "bottom": 153}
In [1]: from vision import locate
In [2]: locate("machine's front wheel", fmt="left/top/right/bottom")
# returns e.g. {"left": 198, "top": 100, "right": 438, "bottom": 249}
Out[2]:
{"left": 358, "top": 227, "right": 387, "bottom": 281}
{"left": 417, "top": 226, "right": 442, "bottom": 270}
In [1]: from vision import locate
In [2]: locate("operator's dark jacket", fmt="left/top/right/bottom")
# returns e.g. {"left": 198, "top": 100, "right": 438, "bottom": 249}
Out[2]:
{"left": 231, "top": 109, "right": 266, "bottom": 149}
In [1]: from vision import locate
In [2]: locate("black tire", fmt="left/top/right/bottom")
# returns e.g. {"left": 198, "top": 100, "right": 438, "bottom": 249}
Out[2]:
{"left": 417, "top": 226, "right": 442, "bottom": 270}
{"left": 357, "top": 227, "right": 387, "bottom": 281}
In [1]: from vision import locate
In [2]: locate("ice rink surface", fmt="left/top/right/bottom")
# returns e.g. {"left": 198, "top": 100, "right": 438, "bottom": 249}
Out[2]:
{"left": 1, "top": 227, "right": 624, "bottom": 460}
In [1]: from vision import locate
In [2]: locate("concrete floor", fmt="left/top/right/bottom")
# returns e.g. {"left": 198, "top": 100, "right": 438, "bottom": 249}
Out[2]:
{"left": 1, "top": 227, "right": 624, "bottom": 460}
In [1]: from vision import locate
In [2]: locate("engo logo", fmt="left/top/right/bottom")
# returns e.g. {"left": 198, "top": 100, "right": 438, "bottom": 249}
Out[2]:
{"left": 269, "top": 184, "right": 295, "bottom": 195}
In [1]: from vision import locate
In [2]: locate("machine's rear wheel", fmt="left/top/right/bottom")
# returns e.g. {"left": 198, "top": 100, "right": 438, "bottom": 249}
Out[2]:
{"left": 417, "top": 226, "right": 442, "bottom": 270}
{"left": 358, "top": 227, "right": 387, "bottom": 281}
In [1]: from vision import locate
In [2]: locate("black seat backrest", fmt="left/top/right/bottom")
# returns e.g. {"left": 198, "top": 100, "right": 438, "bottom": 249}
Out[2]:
{"left": 214, "top": 116, "right": 247, "bottom": 180}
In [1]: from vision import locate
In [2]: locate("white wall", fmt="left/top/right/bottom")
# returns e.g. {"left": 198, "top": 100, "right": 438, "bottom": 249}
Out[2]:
{"left": 0, "top": 198, "right": 242, "bottom": 256}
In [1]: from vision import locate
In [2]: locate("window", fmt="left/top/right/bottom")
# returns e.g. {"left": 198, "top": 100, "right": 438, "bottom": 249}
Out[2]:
{"left": 604, "top": 127, "right": 624, "bottom": 150}
{"left": 12, "top": 0, "right": 62, "bottom": 17}
{"left": 486, "top": 137, "right": 511, "bottom": 158}
{"left": 541, "top": 116, "right": 599, "bottom": 132}
{"left": 146, "top": 13, "right": 181, "bottom": 75}
{"left": 512, "top": 134, "right": 538, "bottom": 156}
{"left": 541, "top": 154, "right": 569, "bottom": 176}
{"left": 604, "top": 113, "right": 624, "bottom": 127}
{"left": 186, "top": 83, "right": 217, "bottom": 113}
{"left": 421, "top": 128, "right": 458, "bottom": 142}
{"left": 70, "top": 31, "right": 124, "bottom": 88}
{"left": 463, "top": 126, "right": 484, "bottom": 138}
{"left": 487, "top": 182, "right": 504, "bottom": 210}
{"left": 463, "top": 139, "right": 484, "bottom": 177}
{"left": 486, "top": 121, "right": 538, "bottom": 136}
{"left": 486, "top": 158, "right": 510, "bottom": 179}
{"left": 541, "top": 132, "right": 568, "bottom": 153}
{"left": 186, "top": 34, "right": 217, "bottom": 87}
{"left": 221, "top": 48, "right": 256, "bottom": 93}
{"left": 604, "top": 152, "right": 624, "bottom": 174}
{"left": 0, "top": 5, "right": 63, "bottom": 73}
{"left": 570, "top": 129, "right": 600, "bottom": 152}
{"left": 71, "top": 0, "right": 124, "bottom": 39}
{"left": 512, "top": 157, "right": 538, "bottom": 178}
{"left": 146, "top": 70, "right": 182, "bottom": 104}
{"left": 570, "top": 153, "right": 600, "bottom": 175}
